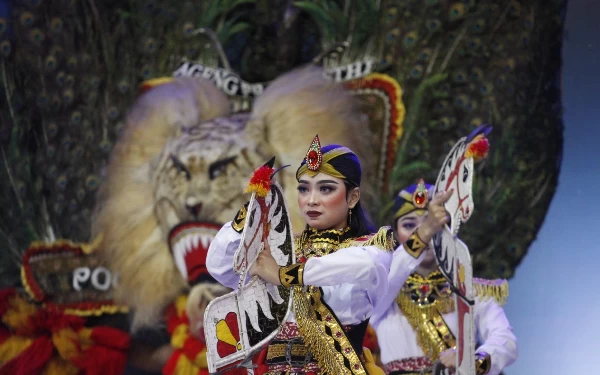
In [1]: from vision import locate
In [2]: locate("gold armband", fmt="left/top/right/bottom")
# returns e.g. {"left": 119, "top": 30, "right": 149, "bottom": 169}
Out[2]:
{"left": 404, "top": 231, "right": 428, "bottom": 258}
{"left": 279, "top": 263, "right": 305, "bottom": 288}
{"left": 475, "top": 352, "right": 491, "bottom": 375}
{"left": 232, "top": 201, "right": 249, "bottom": 233}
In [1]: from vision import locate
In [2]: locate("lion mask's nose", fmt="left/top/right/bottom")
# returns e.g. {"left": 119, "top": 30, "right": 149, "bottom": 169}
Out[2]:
{"left": 186, "top": 202, "right": 202, "bottom": 217}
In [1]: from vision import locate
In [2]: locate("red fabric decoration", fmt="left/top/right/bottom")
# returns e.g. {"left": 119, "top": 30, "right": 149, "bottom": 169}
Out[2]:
{"left": 0, "top": 288, "right": 130, "bottom": 375}
{"left": 1, "top": 336, "right": 55, "bottom": 374}
{"left": 252, "top": 346, "right": 270, "bottom": 375}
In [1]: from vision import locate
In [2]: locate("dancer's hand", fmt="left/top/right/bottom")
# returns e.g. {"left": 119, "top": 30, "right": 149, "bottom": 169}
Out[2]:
{"left": 416, "top": 190, "right": 453, "bottom": 243}
{"left": 439, "top": 347, "right": 457, "bottom": 370}
{"left": 186, "top": 284, "right": 230, "bottom": 341}
{"left": 250, "top": 241, "right": 281, "bottom": 286}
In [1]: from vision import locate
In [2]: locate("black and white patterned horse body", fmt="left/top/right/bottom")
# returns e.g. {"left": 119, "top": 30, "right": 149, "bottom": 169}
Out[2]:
{"left": 204, "top": 178, "right": 295, "bottom": 374}
{"left": 432, "top": 124, "right": 492, "bottom": 375}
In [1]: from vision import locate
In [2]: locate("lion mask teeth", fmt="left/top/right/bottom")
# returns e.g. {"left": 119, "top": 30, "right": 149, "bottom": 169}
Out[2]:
{"left": 168, "top": 222, "right": 222, "bottom": 285}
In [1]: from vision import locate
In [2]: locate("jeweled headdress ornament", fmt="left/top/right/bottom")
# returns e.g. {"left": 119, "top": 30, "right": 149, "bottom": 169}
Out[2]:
{"left": 393, "top": 179, "right": 434, "bottom": 219}
{"left": 295, "top": 135, "right": 358, "bottom": 183}
{"left": 412, "top": 179, "right": 429, "bottom": 208}
{"left": 305, "top": 135, "right": 323, "bottom": 171}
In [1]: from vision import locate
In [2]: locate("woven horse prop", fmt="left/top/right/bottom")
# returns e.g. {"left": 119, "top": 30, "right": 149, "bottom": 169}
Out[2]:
{"left": 203, "top": 158, "right": 295, "bottom": 374}
{"left": 431, "top": 124, "right": 492, "bottom": 375}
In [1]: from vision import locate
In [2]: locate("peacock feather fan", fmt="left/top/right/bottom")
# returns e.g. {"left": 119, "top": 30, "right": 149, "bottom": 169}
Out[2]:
{"left": 0, "top": 0, "right": 566, "bottom": 287}
{"left": 380, "top": 0, "right": 566, "bottom": 278}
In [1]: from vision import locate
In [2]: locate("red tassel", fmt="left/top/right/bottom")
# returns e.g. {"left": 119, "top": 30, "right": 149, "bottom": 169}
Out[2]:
{"left": 245, "top": 165, "right": 274, "bottom": 197}
{"left": 466, "top": 135, "right": 490, "bottom": 161}
{"left": 71, "top": 344, "right": 128, "bottom": 375}
{"left": 88, "top": 326, "right": 131, "bottom": 350}
{"left": 181, "top": 337, "right": 206, "bottom": 363}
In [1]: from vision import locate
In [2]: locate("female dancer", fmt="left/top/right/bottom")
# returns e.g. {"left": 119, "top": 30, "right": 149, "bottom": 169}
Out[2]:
{"left": 207, "top": 138, "right": 450, "bottom": 374}
{"left": 371, "top": 181, "right": 518, "bottom": 375}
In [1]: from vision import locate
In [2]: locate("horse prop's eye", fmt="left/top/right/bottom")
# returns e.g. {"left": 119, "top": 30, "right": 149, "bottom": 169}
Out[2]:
{"left": 462, "top": 165, "right": 469, "bottom": 183}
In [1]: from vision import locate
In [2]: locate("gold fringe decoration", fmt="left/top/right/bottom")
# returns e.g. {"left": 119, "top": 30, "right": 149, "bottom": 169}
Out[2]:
{"left": 289, "top": 226, "right": 395, "bottom": 374}
{"left": 292, "top": 287, "right": 366, "bottom": 375}
{"left": 396, "top": 293, "right": 455, "bottom": 361}
{"left": 473, "top": 278, "right": 509, "bottom": 306}
{"left": 343, "top": 227, "right": 395, "bottom": 252}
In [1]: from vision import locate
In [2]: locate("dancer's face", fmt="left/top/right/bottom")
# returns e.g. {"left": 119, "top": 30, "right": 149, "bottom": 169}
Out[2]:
{"left": 395, "top": 211, "right": 427, "bottom": 243}
{"left": 297, "top": 173, "right": 359, "bottom": 231}
{"left": 396, "top": 211, "right": 436, "bottom": 266}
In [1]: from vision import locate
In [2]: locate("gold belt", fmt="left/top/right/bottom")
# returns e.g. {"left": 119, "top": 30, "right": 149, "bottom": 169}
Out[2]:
{"left": 267, "top": 343, "right": 309, "bottom": 360}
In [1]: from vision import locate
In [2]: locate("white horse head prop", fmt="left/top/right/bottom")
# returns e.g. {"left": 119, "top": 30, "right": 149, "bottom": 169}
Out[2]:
{"left": 434, "top": 124, "right": 492, "bottom": 235}
{"left": 431, "top": 124, "right": 492, "bottom": 375}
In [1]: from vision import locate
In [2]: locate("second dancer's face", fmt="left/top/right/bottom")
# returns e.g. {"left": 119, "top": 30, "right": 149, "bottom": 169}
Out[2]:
{"left": 396, "top": 211, "right": 437, "bottom": 266}
{"left": 297, "top": 172, "right": 358, "bottom": 231}
{"left": 395, "top": 211, "right": 427, "bottom": 244}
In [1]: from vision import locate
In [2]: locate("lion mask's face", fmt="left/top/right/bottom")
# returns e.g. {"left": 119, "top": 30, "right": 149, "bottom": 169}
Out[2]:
{"left": 151, "top": 114, "right": 268, "bottom": 283}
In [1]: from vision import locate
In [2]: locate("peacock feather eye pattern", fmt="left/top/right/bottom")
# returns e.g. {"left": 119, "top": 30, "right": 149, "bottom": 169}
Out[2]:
{"left": 449, "top": 3, "right": 466, "bottom": 22}
{"left": 28, "top": 28, "right": 44, "bottom": 45}
{"left": 182, "top": 22, "right": 194, "bottom": 37}
{"left": 20, "top": 12, "right": 35, "bottom": 27}
{"left": 44, "top": 55, "right": 57, "bottom": 71}
{"left": 50, "top": 17, "right": 63, "bottom": 34}
{"left": 0, "top": 18, "right": 8, "bottom": 35}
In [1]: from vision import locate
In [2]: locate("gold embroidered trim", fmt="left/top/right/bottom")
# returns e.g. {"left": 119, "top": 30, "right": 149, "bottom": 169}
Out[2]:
{"left": 295, "top": 228, "right": 350, "bottom": 258}
{"left": 267, "top": 343, "right": 309, "bottom": 360}
{"left": 306, "top": 226, "right": 350, "bottom": 238}
{"left": 310, "top": 237, "right": 343, "bottom": 245}
{"left": 292, "top": 286, "right": 366, "bottom": 375}
{"left": 403, "top": 271, "right": 453, "bottom": 303}
{"left": 290, "top": 226, "right": 393, "bottom": 374}
{"left": 474, "top": 278, "right": 509, "bottom": 305}
{"left": 431, "top": 314, "right": 456, "bottom": 349}
{"left": 343, "top": 226, "right": 395, "bottom": 252}
{"left": 279, "top": 263, "right": 305, "bottom": 288}
{"left": 397, "top": 273, "right": 456, "bottom": 361}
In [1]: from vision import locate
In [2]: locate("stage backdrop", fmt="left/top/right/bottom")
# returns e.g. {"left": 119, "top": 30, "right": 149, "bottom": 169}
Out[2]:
{"left": 0, "top": 0, "right": 566, "bottom": 287}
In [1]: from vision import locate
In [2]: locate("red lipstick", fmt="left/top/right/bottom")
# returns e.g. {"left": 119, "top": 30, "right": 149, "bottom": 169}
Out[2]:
{"left": 306, "top": 210, "right": 322, "bottom": 218}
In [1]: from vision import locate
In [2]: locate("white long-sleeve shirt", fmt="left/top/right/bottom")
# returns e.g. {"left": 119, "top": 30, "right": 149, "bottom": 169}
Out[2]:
{"left": 207, "top": 222, "right": 421, "bottom": 325}
{"left": 371, "top": 246, "right": 518, "bottom": 375}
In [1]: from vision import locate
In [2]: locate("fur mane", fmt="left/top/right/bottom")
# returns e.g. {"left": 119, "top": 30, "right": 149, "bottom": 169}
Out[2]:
{"left": 92, "top": 78, "right": 231, "bottom": 328}
{"left": 92, "top": 65, "right": 373, "bottom": 327}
